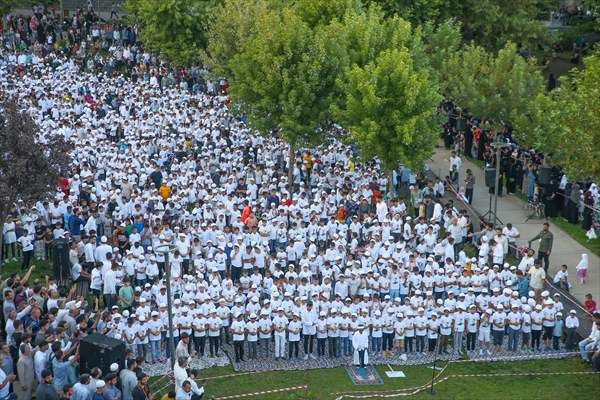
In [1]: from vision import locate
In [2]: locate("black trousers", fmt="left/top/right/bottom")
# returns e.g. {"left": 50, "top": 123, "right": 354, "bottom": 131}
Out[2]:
{"left": 317, "top": 338, "right": 326, "bottom": 356}
{"left": 358, "top": 349, "right": 366, "bottom": 367}
{"left": 537, "top": 252, "right": 550, "bottom": 272}
{"left": 231, "top": 266, "right": 242, "bottom": 283}
{"left": 466, "top": 332, "right": 477, "bottom": 351}
{"left": 405, "top": 337, "right": 414, "bottom": 353}
{"left": 233, "top": 340, "right": 244, "bottom": 361}
{"left": 288, "top": 341, "right": 299, "bottom": 358}
{"left": 22, "top": 249, "right": 33, "bottom": 270}
{"left": 428, "top": 338, "right": 438, "bottom": 352}
{"left": 194, "top": 336, "right": 206, "bottom": 356}
{"left": 383, "top": 333, "right": 394, "bottom": 351}
{"left": 531, "top": 330, "right": 542, "bottom": 350}
{"left": 416, "top": 335, "right": 426, "bottom": 352}
{"left": 303, "top": 334, "right": 314, "bottom": 354}
{"left": 465, "top": 188, "right": 474, "bottom": 204}
{"left": 209, "top": 336, "right": 220, "bottom": 356}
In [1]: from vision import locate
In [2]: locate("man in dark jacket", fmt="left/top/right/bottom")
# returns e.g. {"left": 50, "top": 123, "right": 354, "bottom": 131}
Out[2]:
{"left": 36, "top": 369, "right": 59, "bottom": 400}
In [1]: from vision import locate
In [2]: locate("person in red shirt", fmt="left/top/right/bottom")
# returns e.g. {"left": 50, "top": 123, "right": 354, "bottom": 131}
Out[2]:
{"left": 584, "top": 294, "right": 597, "bottom": 314}
{"left": 241, "top": 200, "right": 252, "bottom": 224}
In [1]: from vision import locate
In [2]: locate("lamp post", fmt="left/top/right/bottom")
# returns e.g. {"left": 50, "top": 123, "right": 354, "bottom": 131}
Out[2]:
{"left": 491, "top": 134, "right": 511, "bottom": 227}
{"left": 156, "top": 243, "right": 178, "bottom": 370}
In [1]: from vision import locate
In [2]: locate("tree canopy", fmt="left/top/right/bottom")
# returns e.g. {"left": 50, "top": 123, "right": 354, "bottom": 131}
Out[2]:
{"left": 125, "top": 0, "right": 218, "bottom": 66}
{"left": 0, "top": 98, "right": 71, "bottom": 223}
{"left": 519, "top": 51, "right": 600, "bottom": 180}
{"left": 333, "top": 48, "right": 442, "bottom": 172}
{"left": 369, "top": 0, "right": 552, "bottom": 51}
{"left": 441, "top": 42, "right": 545, "bottom": 130}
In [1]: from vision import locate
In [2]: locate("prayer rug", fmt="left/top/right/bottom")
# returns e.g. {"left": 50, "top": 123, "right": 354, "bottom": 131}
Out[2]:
{"left": 344, "top": 365, "right": 384, "bottom": 385}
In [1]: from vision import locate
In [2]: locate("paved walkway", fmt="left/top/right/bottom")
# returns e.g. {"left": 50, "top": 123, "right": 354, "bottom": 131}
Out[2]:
{"left": 426, "top": 146, "right": 600, "bottom": 303}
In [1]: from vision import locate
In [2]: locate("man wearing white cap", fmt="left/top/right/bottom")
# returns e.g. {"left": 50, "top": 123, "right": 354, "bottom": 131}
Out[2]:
{"left": 565, "top": 310, "right": 579, "bottom": 350}
{"left": 352, "top": 324, "right": 369, "bottom": 368}
{"left": 95, "top": 380, "right": 106, "bottom": 396}
{"left": 273, "top": 308, "right": 288, "bottom": 360}
{"left": 231, "top": 313, "right": 246, "bottom": 362}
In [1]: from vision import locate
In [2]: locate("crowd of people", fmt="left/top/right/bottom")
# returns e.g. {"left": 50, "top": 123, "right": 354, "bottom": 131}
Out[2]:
{"left": 0, "top": 5, "right": 599, "bottom": 400}
{"left": 440, "top": 102, "right": 600, "bottom": 238}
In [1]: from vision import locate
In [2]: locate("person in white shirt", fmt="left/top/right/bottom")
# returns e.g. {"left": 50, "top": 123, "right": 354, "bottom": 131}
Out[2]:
{"left": 258, "top": 311, "right": 272, "bottom": 358}
{"left": 565, "top": 309, "right": 580, "bottom": 350}
{"left": 173, "top": 357, "right": 204, "bottom": 397}
{"left": 465, "top": 305, "right": 480, "bottom": 352}
{"left": 506, "top": 304, "right": 522, "bottom": 352}
{"left": 301, "top": 302, "right": 317, "bottom": 359}
{"left": 352, "top": 324, "right": 369, "bottom": 368}
{"left": 502, "top": 223, "right": 520, "bottom": 258}
{"left": 272, "top": 308, "right": 288, "bottom": 360}
{"left": 230, "top": 313, "right": 246, "bottom": 362}
{"left": 287, "top": 313, "right": 302, "bottom": 359}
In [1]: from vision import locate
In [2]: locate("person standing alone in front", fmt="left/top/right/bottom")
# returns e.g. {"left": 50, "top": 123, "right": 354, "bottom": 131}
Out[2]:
{"left": 528, "top": 223, "right": 553, "bottom": 272}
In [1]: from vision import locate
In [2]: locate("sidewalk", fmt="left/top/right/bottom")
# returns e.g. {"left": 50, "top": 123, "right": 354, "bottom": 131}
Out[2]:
{"left": 426, "top": 145, "right": 600, "bottom": 303}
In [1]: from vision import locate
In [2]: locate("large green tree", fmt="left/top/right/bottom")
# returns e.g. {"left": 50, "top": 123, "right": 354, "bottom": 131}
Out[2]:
{"left": 333, "top": 48, "right": 442, "bottom": 180}
{"left": 125, "top": 0, "right": 217, "bottom": 66}
{"left": 370, "top": 0, "right": 552, "bottom": 51}
{"left": 421, "top": 19, "right": 462, "bottom": 83}
{"left": 441, "top": 42, "right": 545, "bottom": 129}
{"left": 520, "top": 51, "right": 600, "bottom": 180}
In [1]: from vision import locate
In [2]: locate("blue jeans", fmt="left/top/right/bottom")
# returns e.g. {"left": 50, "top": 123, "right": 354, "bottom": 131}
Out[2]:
{"left": 340, "top": 337, "right": 351, "bottom": 356}
{"left": 150, "top": 340, "right": 161, "bottom": 362}
{"left": 372, "top": 337, "right": 382, "bottom": 353}
{"left": 579, "top": 339, "right": 595, "bottom": 361}
{"left": 389, "top": 289, "right": 399, "bottom": 300}
{"left": 507, "top": 328, "right": 519, "bottom": 352}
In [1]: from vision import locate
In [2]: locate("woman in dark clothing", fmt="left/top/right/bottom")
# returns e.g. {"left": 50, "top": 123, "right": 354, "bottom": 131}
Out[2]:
{"left": 567, "top": 183, "right": 580, "bottom": 224}
{"left": 582, "top": 190, "right": 594, "bottom": 231}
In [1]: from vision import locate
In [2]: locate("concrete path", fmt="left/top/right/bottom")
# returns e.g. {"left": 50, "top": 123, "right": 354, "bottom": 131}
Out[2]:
{"left": 426, "top": 146, "right": 600, "bottom": 303}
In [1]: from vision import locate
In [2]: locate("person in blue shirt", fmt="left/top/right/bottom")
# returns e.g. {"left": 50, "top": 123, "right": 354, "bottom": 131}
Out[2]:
{"left": 517, "top": 271, "right": 530, "bottom": 298}
{"left": 104, "top": 373, "right": 122, "bottom": 400}
{"left": 51, "top": 350, "right": 78, "bottom": 392}
{"left": 68, "top": 210, "right": 84, "bottom": 239}
{"left": 553, "top": 312, "right": 565, "bottom": 350}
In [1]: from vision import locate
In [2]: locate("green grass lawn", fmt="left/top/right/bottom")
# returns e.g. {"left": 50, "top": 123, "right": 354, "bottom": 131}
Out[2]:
{"left": 550, "top": 216, "right": 600, "bottom": 257}
{"left": 148, "top": 357, "right": 597, "bottom": 399}
{"left": 0, "top": 258, "right": 54, "bottom": 282}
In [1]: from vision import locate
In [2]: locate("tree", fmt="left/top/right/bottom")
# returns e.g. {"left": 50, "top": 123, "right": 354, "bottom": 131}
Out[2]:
{"left": 370, "top": 0, "right": 552, "bottom": 51}
{"left": 207, "top": 0, "right": 363, "bottom": 189}
{"left": 0, "top": 98, "right": 71, "bottom": 243}
{"left": 366, "top": 0, "right": 449, "bottom": 26}
{"left": 421, "top": 19, "right": 462, "bottom": 82}
{"left": 124, "top": 0, "right": 218, "bottom": 66}
{"left": 520, "top": 51, "right": 600, "bottom": 180}
{"left": 333, "top": 48, "right": 442, "bottom": 187}
{"left": 205, "top": 0, "right": 270, "bottom": 77}
{"left": 441, "top": 42, "right": 545, "bottom": 129}
{"left": 206, "top": 0, "right": 361, "bottom": 77}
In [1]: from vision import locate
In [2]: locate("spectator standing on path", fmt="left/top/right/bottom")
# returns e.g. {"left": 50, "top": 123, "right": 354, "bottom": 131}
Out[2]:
{"left": 464, "top": 169, "right": 475, "bottom": 204}
{"left": 529, "top": 263, "right": 546, "bottom": 299}
{"left": 528, "top": 222, "right": 554, "bottom": 272}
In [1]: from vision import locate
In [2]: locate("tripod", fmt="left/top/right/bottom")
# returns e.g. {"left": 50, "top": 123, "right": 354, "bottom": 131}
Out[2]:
{"left": 481, "top": 192, "right": 503, "bottom": 226}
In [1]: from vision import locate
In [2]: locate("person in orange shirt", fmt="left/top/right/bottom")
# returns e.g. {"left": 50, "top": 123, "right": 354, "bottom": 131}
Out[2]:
{"left": 241, "top": 200, "right": 252, "bottom": 223}
{"left": 159, "top": 183, "right": 171, "bottom": 201}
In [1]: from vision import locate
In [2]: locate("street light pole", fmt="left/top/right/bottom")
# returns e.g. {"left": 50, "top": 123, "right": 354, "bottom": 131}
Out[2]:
{"left": 157, "top": 244, "right": 177, "bottom": 370}
{"left": 491, "top": 133, "right": 511, "bottom": 227}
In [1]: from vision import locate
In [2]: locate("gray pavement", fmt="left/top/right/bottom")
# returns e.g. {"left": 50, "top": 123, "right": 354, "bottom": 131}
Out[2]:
{"left": 427, "top": 145, "right": 600, "bottom": 303}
